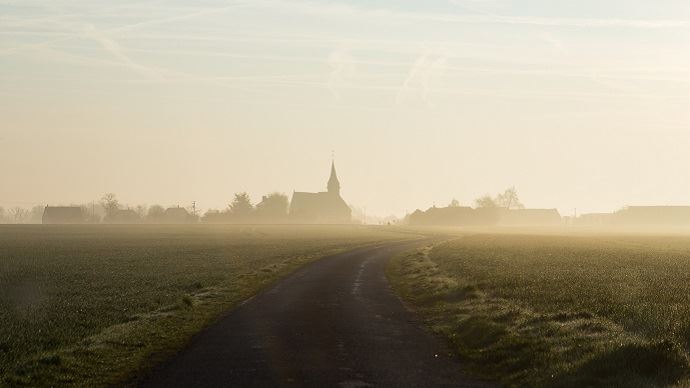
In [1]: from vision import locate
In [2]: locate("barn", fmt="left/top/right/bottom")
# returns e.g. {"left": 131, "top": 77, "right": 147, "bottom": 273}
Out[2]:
{"left": 42, "top": 206, "right": 85, "bottom": 224}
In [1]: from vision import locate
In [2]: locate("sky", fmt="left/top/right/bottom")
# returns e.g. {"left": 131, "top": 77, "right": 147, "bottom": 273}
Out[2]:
{"left": 2, "top": 0, "right": 690, "bottom": 217}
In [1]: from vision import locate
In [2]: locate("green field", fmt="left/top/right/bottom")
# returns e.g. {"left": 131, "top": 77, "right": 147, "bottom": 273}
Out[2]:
{"left": 389, "top": 233, "right": 690, "bottom": 387}
{"left": 0, "top": 224, "right": 412, "bottom": 386}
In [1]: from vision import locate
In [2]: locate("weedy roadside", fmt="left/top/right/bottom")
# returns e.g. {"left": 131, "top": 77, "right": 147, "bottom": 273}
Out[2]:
{"left": 388, "top": 234, "right": 690, "bottom": 386}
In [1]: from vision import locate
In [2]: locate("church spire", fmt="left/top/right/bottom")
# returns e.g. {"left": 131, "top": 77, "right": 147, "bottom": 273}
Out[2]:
{"left": 327, "top": 158, "right": 341, "bottom": 195}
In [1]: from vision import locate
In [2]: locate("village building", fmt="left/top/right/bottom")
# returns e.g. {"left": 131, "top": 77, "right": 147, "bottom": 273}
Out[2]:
{"left": 289, "top": 161, "right": 351, "bottom": 224}
{"left": 408, "top": 206, "right": 562, "bottom": 227}
{"left": 42, "top": 206, "right": 85, "bottom": 224}
{"left": 162, "top": 206, "right": 195, "bottom": 223}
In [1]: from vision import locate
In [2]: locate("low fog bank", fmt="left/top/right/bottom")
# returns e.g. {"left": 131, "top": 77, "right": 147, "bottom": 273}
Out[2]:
{"left": 8, "top": 186, "right": 690, "bottom": 233}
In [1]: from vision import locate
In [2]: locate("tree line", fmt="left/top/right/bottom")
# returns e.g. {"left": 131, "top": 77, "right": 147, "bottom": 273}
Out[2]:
{"left": 0, "top": 206, "right": 45, "bottom": 224}
{"left": 201, "top": 192, "right": 290, "bottom": 223}
{"left": 444, "top": 186, "right": 525, "bottom": 210}
{"left": 0, "top": 191, "right": 292, "bottom": 224}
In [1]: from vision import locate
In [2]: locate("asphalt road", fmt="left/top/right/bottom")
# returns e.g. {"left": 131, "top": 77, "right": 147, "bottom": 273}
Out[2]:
{"left": 141, "top": 239, "right": 485, "bottom": 387}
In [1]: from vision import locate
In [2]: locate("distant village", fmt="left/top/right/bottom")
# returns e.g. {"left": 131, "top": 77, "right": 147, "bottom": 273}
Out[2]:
{"left": 406, "top": 186, "right": 690, "bottom": 228}
{"left": 2, "top": 161, "right": 690, "bottom": 228}
{"left": 2, "top": 161, "right": 352, "bottom": 225}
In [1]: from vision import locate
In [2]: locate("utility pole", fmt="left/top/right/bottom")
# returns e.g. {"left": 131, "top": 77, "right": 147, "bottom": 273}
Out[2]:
{"left": 191, "top": 201, "right": 197, "bottom": 217}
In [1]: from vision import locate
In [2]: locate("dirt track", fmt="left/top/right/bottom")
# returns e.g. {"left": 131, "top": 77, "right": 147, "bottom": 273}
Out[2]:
{"left": 141, "top": 239, "right": 485, "bottom": 387}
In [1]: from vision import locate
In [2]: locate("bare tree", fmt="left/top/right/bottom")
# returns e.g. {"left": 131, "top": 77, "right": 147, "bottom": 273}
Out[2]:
{"left": 495, "top": 186, "right": 524, "bottom": 209}
{"left": 10, "top": 207, "right": 30, "bottom": 224}
{"left": 100, "top": 193, "right": 120, "bottom": 220}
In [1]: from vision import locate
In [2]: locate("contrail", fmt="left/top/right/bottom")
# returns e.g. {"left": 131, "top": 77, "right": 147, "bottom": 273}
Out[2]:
{"left": 81, "top": 24, "right": 164, "bottom": 80}
{"left": 397, "top": 52, "right": 431, "bottom": 105}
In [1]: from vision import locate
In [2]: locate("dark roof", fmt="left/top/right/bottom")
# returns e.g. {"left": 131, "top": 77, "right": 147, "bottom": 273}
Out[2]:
{"left": 327, "top": 161, "right": 341, "bottom": 193}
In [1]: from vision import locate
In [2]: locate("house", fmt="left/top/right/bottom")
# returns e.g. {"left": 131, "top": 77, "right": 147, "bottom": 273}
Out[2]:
{"left": 162, "top": 206, "right": 195, "bottom": 223}
{"left": 408, "top": 206, "right": 562, "bottom": 227}
{"left": 42, "top": 206, "right": 85, "bottom": 224}
{"left": 408, "top": 206, "right": 501, "bottom": 226}
{"left": 289, "top": 161, "right": 351, "bottom": 224}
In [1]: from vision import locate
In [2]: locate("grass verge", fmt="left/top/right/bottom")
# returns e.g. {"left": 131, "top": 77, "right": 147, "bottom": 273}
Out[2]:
{"left": 387, "top": 235, "right": 690, "bottom": 387}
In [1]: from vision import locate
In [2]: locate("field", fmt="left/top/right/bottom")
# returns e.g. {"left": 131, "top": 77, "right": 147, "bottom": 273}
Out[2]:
{"left": 0, "top": 224, "right": 413, "bottom": 386}
{"left": 389, "top": 233, "right": 690, "bottom": 387}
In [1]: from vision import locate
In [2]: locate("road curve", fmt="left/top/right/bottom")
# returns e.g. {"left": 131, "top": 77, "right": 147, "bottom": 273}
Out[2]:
{"left": 141, "top": 239, "right": 485, "bottom": 388}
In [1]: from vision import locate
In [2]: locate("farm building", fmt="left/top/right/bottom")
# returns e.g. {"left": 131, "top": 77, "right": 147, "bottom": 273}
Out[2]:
{"left": 42, "top": 206, "right": 85, "bottom": 224}
{"left": 408, "top": 206, "right": 562, "bottom": 227}
{"left": 408, "top": 206, "right": 501, "bottom": 226}
{"left": 162, "top": 207, "right": 195, "bottom": 223}
{"left": 289, "top": 161, "right": 351, "bottom": 224}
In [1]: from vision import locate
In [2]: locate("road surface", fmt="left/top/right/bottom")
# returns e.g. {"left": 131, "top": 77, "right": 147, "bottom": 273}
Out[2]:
{"left": 141, "top": 239, "right": 485, "bottom": 387}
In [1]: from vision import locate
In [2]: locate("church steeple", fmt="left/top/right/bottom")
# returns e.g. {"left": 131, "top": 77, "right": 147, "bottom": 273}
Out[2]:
{"left": 327, "top": 160, "right": 341, "bottom": 195}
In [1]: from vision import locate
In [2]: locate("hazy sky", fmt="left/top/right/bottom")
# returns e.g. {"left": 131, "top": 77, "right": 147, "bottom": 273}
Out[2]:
{"left": 2, "top": 0, "right": 690, "bottom": 217}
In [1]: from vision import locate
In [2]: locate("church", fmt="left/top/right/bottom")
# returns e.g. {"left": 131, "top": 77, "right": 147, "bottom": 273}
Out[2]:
{"left": 289, "top": 161, "right": 352, "bottom": 224}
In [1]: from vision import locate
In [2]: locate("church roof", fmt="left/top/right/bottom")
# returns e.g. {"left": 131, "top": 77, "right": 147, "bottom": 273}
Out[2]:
{"left": 327, "top": 161, "right": 340, "bottom": 193}
{"left": 289, "top": 159, "right": 350, "bottom": 223}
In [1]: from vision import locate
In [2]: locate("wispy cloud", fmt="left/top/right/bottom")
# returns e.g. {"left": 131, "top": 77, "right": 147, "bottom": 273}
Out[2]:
{"left": 397, "top": 50, "right": 449, "bottom": 106}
